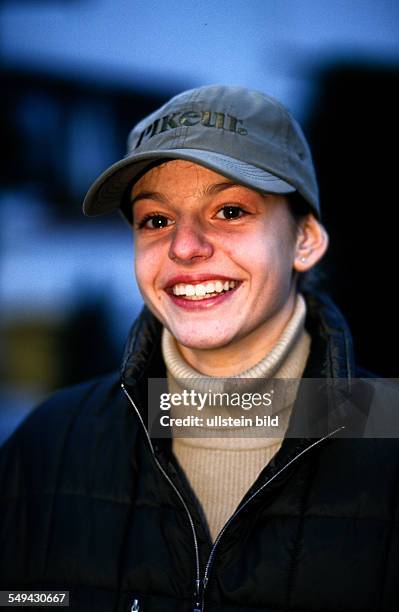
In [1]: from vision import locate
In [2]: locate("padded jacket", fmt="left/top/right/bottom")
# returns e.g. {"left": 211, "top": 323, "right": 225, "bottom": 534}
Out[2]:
{"left": 1, "top": 290, "right": 399, "bottom": 612}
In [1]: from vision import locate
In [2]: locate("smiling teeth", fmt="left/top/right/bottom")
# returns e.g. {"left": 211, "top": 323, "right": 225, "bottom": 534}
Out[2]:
{"left": 172, "top": 280, "right": 237, "bottom": 299}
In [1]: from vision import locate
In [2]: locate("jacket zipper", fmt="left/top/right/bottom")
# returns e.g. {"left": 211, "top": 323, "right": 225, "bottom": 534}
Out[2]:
{"left": 121, "top": 382, "right": 345, "bottom": 612}
{"left": 121, "top": 383, "right": 202, "bottom": 609}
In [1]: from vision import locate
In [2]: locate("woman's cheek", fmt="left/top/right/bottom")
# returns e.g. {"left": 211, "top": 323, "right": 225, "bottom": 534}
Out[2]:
{"left": 135, "top": 251, "right": 153, "bottom": 296}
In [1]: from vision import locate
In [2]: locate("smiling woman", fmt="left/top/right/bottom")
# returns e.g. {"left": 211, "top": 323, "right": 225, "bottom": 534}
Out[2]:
{"left": 1, "top": 85, "right": 399, "bottom": 612}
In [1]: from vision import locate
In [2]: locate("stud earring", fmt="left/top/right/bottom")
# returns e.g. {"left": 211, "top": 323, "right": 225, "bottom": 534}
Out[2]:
{"left": 300, "top": 256, "right": 307, "bottom": 263}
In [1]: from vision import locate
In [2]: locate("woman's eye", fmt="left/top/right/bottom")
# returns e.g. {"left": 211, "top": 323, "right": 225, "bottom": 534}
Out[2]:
{"left": 138, "top": 214, "right": 173, "bottom": 230}
{"left": 215, "top": 206, "right": 247, "bottom": 220}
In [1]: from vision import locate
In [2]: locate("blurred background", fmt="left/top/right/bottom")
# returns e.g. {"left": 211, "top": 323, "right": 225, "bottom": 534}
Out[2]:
{"left": 1, "top": 0, "right": 399, "bottom": 443}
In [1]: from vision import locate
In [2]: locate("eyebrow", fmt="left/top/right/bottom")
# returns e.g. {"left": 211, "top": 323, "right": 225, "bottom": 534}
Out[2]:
{"left": 202, "top": 181, "right": 244, "bottom": 196}
{"left": 130, "top": 190, "right": 169, "bottom": 206}
{"left": 130, "top": 181, "right": 245, "bottom": 206}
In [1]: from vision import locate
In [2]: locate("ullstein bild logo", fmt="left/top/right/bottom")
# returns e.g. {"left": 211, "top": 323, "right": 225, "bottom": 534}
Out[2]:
{"left": 134, "top": 110, "right": 248, "bottom": 148}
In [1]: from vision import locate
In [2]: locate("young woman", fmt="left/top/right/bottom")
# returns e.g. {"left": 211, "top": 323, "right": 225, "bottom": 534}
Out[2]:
{"left": 1, "top": 85, "right": 398, "bottom": 612}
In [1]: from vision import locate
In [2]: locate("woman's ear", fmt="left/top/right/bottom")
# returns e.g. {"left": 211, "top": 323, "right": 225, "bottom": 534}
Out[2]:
{"left": 293, "top": 214, "right": 329, "bottom": 272}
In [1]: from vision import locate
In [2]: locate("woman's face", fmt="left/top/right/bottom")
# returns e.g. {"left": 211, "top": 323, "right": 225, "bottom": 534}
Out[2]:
{"left": 132, "top": 160, "right": 298, "bottom": 351}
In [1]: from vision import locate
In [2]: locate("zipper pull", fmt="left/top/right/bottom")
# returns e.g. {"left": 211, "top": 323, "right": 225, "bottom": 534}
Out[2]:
{"left": 193, "top": 578, "right": 203, "bottom": 612}
{"left": 130, "top": 599, "right": 140, "bottom": 611}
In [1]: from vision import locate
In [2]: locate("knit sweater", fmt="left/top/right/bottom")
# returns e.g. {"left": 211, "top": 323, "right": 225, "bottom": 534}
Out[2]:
{"left": 161, "top": 293, "right": 311, "bottom": 541}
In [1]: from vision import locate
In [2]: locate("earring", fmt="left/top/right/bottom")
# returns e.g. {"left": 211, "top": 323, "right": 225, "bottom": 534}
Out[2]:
{"left": 300, "top": 256, "right": 307, "bottom": 263}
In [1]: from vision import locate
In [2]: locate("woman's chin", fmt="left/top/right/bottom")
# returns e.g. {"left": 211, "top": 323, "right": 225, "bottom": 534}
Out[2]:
{"left": 172, "top": 329, "right": 235, "bottom": 351}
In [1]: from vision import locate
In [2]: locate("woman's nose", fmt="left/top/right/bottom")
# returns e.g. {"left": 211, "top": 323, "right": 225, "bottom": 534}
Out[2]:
{"left": 168, "top": 221, "right": 214, "bottom": 264}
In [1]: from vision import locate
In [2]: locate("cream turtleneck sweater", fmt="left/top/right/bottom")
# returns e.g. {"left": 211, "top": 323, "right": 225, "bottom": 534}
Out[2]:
{"left": 161, "top": 293, "right": 311, "bottom": 541}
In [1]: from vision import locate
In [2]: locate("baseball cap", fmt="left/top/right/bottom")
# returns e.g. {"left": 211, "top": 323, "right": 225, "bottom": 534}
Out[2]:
{"left": 83, "top": 84, "right": 320, "bottom": 219}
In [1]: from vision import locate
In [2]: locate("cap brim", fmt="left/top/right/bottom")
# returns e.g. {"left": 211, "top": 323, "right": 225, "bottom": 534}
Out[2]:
{"left": 83, "top": 148, "right": 296, "bottom": 217}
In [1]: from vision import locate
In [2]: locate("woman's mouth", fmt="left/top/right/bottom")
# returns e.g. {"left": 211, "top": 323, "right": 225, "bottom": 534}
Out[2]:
{"left": 164, "top": 278, "right": 241, "bottom": 309}
{"left": 171, "top": 279, "right": 237, "bottom": 300}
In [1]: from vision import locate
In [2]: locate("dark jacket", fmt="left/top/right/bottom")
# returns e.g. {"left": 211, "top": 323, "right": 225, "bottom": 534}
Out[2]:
{"left": 1, "top": 291, "right": 399, "bottom": 612}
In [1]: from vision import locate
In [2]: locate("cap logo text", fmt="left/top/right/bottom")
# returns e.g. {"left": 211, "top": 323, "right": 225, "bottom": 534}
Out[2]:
{"left": 134, "top": 110, "right": 247, "bottom": 148}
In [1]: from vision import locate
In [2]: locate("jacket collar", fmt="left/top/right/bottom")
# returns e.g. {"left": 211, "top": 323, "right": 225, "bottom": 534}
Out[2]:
{"left": 121, "top": 305, "right": 165, "bottom": 388}
{"left": 300, "top": 289, "right": 356, "bottom": 379}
